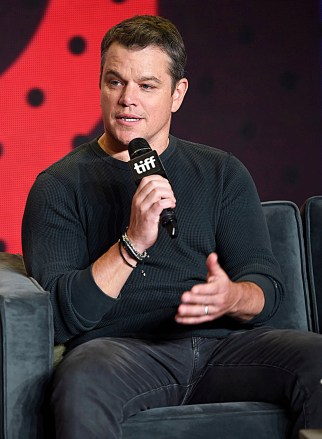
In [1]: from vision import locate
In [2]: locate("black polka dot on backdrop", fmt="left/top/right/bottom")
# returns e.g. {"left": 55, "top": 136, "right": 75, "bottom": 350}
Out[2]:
{"left": 0, "top": 2, "right": 9, "bottom": 14}
{"left": 0, "top": 143, "right": 3, "bottom": 157}
{"left": 27, "top": 88, "right": 45, "bottom": 106}
{"left": 71, "top": 121, "right": 104, "bottom": 150}
{"left": 0, "top": 240, "right": 7, "bottom": 252}
{"left": 237, "top": 25, "right": 256, "bottom": 44}
{"left": 283, "top": 166, "right": 300, "bottom": 185}
{"left": 0, "top": 0, "right": 49, "bottom": 74}
{"left": 68, "top": 36, "right": 87, "bottom": 55}
{"left": 240, "top": 121, "right": 257, "bottom": 141}
{"left": 112, "top": 0, "right": 126, "bottom": 3}
{"left": 72, "top": 135, "right": 90, "bottom": 148}
{"left": 197, "top": 76, "right": 215, "bottom": 95}
{"left": 280, "top": 71, "right": 298, "bottom": 91}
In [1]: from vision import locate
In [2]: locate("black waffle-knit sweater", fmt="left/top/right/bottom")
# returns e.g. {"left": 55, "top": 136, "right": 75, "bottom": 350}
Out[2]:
{"left": 22, "top": 135, "right": 283, "bottom": 351}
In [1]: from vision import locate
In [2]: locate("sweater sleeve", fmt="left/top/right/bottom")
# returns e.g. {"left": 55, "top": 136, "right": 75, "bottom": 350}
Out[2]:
{"left": 215, "top": 154, "right": 284, "bottom": 324}
{"left": 22, "top": 172, "right": 118, "bottom": 344}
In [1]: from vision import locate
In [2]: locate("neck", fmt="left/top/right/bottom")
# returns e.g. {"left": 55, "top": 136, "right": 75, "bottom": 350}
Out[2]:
{"left": 98, "top": 134, "right": 130, "bottom": 162}
{"left": 98, "top": 133, "right": 170, "bottom": 160}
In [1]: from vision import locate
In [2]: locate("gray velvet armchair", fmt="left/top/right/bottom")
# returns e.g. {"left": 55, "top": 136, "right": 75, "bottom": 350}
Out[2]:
{"left": 0, "top": 200, "right": 317, "bottom": 439}
{"left": 301, "top": 195, "right": 322, "bottom": 333}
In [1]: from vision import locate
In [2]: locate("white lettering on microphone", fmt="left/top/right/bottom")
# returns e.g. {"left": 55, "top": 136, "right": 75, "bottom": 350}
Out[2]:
{"left": 133, "top": 156, "right": 157, "bottom": 174}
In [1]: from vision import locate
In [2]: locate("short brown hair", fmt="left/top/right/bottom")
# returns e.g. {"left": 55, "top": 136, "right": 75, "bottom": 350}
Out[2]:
{"left": 100, "top": 15, "right": 187, "bottom": 92}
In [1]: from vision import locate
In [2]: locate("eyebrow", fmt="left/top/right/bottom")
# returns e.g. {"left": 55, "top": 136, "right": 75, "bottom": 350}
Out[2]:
{"left": 139, "top": 75, "right": 162, "bottom": 84}
{"left": 104, "top": 69, "right": 162, "bottom": 84}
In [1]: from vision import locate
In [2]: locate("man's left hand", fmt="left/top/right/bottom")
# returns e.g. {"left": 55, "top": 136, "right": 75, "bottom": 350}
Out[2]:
{"left": 175, "top": 253, "right": 264, "bottom": 324}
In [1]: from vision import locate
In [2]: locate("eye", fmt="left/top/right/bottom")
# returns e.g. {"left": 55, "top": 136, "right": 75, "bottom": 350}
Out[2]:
{"left": 140, "top": 83, "right": 155, "bottom": 90}
{"left": 110, "top": 79, "right": 122, "bottom": 87}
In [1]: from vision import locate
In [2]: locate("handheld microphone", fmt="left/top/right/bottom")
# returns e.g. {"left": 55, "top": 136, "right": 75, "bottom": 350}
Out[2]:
{"left": 128, "top": 138, "right": 178, "bottom": 239}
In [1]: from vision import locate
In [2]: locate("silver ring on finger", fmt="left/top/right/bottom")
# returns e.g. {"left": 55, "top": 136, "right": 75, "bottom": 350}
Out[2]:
{"left": 204, "top": 305, "right": 209, "bottom": 316}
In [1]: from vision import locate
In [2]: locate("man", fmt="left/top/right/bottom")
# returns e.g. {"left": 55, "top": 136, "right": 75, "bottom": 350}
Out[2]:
{"left": 22, "top": 15, "right": 322, "bottom": 439}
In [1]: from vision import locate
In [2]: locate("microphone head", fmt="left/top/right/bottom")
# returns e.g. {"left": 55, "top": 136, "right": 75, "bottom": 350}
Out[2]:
{"left": 128, "top": 138, "right": 152, "bottom": 159}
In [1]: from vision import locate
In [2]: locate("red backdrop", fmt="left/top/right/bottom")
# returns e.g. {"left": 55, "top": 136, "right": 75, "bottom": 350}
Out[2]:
{"left": 0, "top": 0, "right": 157, "bottom": 254}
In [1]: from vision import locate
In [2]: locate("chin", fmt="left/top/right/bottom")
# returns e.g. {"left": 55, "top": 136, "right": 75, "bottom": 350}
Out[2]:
{"left": 108, "top": 126, "right": 147, "bottom": 148}
{"left": 119, "top": 134, "right": 144, "bottom": 146}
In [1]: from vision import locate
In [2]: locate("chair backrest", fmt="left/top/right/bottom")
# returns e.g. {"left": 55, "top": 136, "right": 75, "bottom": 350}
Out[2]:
{"left": 300, "top": 195, "right": 322, "bottom": 333}
{"left": 261, "top": 201, "right": 312, "bottom": 331}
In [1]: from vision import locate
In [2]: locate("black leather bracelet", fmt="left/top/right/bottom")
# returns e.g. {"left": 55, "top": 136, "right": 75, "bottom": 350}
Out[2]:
{"left": 118, "top": 240, "right": 136, "bottom": 269}
{"left": 120, "top": 231, "right": 149, "bottom": 262}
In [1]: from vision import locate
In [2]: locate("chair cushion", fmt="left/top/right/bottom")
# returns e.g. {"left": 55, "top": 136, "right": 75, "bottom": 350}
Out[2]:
{"left": 123, "top": 402, "right": 290, "bottom": 439}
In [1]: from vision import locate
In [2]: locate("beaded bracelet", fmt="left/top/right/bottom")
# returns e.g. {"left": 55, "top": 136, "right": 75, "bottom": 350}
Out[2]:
{"left": 118, "top": 240, "right": 136, "bottom": 269}
{"left": 120, "top": 231, "right": 149, "bottom": 262}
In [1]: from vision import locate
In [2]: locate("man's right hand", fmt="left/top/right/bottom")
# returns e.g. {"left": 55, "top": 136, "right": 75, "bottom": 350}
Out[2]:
{"left": 92, "top": 174, "right": 176, "bottom": 298}
{"left": 126, "top": 175, "right": 176, "bottom": 253}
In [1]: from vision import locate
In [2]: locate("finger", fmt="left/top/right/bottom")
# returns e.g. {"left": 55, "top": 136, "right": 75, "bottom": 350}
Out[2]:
{"left": 206, "top": 252, "right": 223, "bottom": 282}
{"left": 136, "top": 180, "right": 176, "bottom": 209}
{"left": 177, "top": 303, "right": 212, "bottom": 317}
{"left": 175, "top": 313, "right": 213, "bottom": 325}
{"left": 136, "top": 181, "right": 173, "bottom": 201}
{"left": 137, "top": 175, "right": 172, "bottom": 194}
{"left": 180, "top": 284, "right": 220, "bottom": 303}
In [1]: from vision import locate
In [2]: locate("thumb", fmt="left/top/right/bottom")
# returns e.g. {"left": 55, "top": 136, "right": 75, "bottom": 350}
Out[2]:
{"left": 206, "top": 252, "right": 224, "bottom": 282}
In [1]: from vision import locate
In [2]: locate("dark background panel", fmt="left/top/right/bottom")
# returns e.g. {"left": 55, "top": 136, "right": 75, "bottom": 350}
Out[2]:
{"left": 160, "top": 0, "right": 322, "bottom": 203}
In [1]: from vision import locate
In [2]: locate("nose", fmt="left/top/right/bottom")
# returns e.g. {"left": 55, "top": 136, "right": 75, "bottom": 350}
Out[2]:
{"left": 119, "top": 83, "right": 137, "bottom": 107}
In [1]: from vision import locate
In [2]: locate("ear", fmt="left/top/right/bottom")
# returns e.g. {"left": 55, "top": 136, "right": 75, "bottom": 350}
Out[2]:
{"left": 171, "top": 78, "right": 189, "bottom": 113}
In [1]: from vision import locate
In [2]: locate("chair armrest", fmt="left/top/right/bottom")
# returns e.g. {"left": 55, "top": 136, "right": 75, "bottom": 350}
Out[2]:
{"left": 299, "top": 430, "right": 322, "bottom": 439}
{"left": 0, "top": 253, "right": 54, "bottom": 439}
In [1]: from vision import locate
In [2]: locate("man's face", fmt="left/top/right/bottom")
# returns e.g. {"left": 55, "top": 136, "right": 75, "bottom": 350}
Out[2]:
{"left": 100, "top": 42, "right": 187, "bottom": 153}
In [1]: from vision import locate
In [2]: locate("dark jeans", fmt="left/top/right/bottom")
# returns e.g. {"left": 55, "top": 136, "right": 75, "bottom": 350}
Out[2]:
{"left": 51, "top": 327, "right": 322, "bottom": 439}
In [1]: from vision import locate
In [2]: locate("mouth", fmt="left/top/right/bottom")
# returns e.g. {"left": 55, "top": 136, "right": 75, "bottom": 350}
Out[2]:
{"left": 116, "top": 114, "right": 143, "bottom": 123}
{"left": 120, "top": 117, "right": 140, "bottom": 122}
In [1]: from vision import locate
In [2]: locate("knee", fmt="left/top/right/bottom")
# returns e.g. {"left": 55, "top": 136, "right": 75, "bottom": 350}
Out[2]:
{"left": 52, "top": 338, "right": 137, "bottom": 399}
{"left": 289, "top": 331, "right": 322, "bottom": 383}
